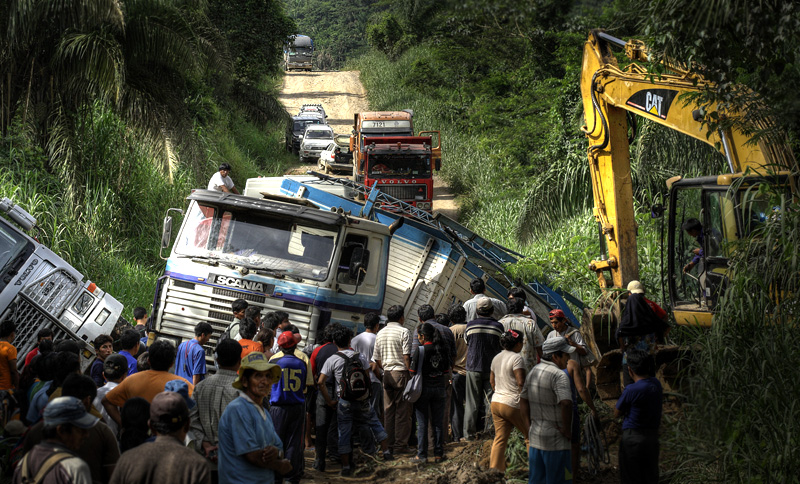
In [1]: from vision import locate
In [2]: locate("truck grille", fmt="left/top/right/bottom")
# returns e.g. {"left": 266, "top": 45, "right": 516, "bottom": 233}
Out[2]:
{"left": 23, "top": 269, "right": 78, "bottom": 314}
{"left": 157, "top": 277, "right": 315, "bottom": 356}
{"left": 376, "top": 184, "right": 426, "bottom": 201}
{"left": 0, "top": 296, "right": 76, "bottom": 369}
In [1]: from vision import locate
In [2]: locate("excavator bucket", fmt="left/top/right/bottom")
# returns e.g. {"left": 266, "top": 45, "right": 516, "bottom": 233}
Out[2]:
{"left": 580, "top": 307, "right": 692, "bottom": 401}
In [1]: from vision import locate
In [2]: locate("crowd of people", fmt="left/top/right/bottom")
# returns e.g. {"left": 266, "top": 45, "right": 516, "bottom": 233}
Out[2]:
{"left": 0, "top": 278, "right": 667, "bottom": 484}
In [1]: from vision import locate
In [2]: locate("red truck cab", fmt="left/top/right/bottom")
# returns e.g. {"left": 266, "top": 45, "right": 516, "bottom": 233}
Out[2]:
{"left": 357, "top": 136, "right": 439, "bottom": 211}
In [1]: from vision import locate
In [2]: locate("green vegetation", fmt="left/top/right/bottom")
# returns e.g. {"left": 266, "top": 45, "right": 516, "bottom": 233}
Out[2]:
{"left": 353, "top": 0, "right": 800, "bottom": 481}
{"left": 0, "top": 0, "right": 296, "bottom": 318}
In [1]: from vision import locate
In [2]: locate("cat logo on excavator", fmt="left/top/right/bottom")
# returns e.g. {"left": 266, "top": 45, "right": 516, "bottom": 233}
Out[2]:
{"left": 626, "top": 89, "right": 678, "bottom": 119}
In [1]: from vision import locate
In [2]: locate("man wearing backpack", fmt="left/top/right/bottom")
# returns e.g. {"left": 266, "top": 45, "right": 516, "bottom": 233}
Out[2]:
{"left": 14, "top": 396, "right": 97, "bottom": 484}
{"left": 318, "top": 325, "right": 392, "bottom": 477}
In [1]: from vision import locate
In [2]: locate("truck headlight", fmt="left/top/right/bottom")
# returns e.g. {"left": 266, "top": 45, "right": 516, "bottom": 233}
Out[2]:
{"left": 95, "top": 308, "right": 111, "bottom": 326}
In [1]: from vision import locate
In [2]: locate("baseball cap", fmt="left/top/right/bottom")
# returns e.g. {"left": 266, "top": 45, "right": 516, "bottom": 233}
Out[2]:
{"left": 627, "top": 280, "right": 645, "bottom": 294}
{"left": 150, "top": 391, "right": 189, "bottom": 431}
{"left": 277, "top": 331, "right": 301, "bottom": 349}
{"left": 549, "top": 309, "right": 567, "bottom": 320}
{"left": 378, "top": 315, "right": 388, "bottom": 326}
{"left": 232, "top": 352, "right": 281, "bottom": 390}
{"left": 164, "top": 379, "right": 196, "bottom": 410}
{"left": 542, "top": 336, "right": 576, "bottom": 356}
{"left": 476, "top": 298, "right": 493, "bottom": 312}
{"left": 44, "top": 396, "right": 99, "bottom": 429}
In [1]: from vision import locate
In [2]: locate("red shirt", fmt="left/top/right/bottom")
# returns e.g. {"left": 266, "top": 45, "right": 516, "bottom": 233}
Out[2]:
{"left": 24, "top": 348, "right": 39, "bottom": 367}
{"left": 645, "top": 298, "right": 668, "bottom": 320}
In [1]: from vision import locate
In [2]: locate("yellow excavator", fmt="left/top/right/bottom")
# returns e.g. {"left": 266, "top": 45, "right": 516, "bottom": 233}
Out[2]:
{"left": 579, "top": 29, "right": 797, "bottom": 398}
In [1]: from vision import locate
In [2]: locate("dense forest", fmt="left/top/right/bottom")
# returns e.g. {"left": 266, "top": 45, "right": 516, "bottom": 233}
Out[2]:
{"left": 1, "top": 0, "right": 799, "bottom": 481}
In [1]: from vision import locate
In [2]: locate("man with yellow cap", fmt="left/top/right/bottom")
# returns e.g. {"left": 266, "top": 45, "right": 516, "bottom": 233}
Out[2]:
{"left": 217, "top": 352, "right": 292, "bottom": 484}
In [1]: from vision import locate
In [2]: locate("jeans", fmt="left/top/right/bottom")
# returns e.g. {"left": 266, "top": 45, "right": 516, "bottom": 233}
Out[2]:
{"left": 450, "top": 372, "right": 467, "bottom": 441}
{"left": 315, "top": 387, "right": 339, "bottom": 469}
{"left": 369, "top": 380, "right": 383, "bottom": 422}
{"left": 383, "top": 370, "right": 411, "bottom": 451}
{"left": 464, "top": 371, "right": 493, "bottom": 439}
{"left": 337, "top": 399, "right": 388, "bottom": 454}
{"left": 414, "top": 385, "right": 446, "bottom": 459}
{"left": 269, "top": 403, "right": 305, "bottom": 482}
{"left": 529, "top": 447, "right": 572, "bottom": 484}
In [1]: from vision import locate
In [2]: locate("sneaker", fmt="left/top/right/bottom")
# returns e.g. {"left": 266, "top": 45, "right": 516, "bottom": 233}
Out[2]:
{"left": 340, "top": 467, "right": 353, "bottom": 477}
{"left": 382, "top": 451, "right": 394, "bottom": 461}
{"left": 409, "top": 456, "right": 427, "bottom": 464}
{"left": 434, "top": 456, "right": 446, "bottom": 463}
{"left": 312, "top": 460, "right": 325, "bottom": 472}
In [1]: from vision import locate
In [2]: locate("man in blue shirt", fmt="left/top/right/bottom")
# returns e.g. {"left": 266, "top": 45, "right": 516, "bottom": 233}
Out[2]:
{"left": 269, "top": 332, "right": 313, "bottom": 484}
{"left": 614, "top": 349, "right": 663, "bottom": 484}
{"left": 175, "top": 322, "right": 213, "bottom": 385}
{"left": 118, "top": 330, "right": 141, "bottom": 376}
{"left": 218, "top": 352, "right": 291, "bottom": 484}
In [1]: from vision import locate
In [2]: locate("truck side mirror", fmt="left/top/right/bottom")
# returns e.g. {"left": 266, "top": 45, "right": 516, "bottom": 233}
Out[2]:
{"left": 160, "top": 208, "right": 183, "bottom": 260}
{"left": 348, "top": 247, "right": 369, "bottom": 283}
{"left": 161, "top": 216, "right": 173, "bottom": 250}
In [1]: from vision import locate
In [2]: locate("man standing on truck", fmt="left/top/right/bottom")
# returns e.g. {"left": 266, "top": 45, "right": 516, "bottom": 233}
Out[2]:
{"left": 207, "top": 163, "right": 240, "bottom": 194}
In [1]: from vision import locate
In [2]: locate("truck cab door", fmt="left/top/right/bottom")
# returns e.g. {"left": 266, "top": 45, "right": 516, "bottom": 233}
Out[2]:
{"left": 419, "top": 131, "right": 442, "bottom": 170}
{"left": 329, "top": 230, "right": 387, "bottom": 311}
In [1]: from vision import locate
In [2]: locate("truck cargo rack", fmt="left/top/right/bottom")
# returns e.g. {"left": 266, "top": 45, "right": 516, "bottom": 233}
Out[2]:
{"left": 295, "top": 171, "right": 583, "bottom": 326}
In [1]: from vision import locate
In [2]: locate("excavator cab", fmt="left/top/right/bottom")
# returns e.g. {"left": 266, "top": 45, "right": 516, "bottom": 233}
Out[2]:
{"left": 666, "top": 174, "right": 792, "bottom": 326}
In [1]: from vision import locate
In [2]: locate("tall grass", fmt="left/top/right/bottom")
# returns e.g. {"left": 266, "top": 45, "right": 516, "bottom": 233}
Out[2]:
{"left": 664, "top": 183, "right": 800, "bottom": 482}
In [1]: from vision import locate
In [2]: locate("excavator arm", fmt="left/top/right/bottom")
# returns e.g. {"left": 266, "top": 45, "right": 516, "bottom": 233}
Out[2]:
{"left": 580, "top": 29, "right": 794, "bottom": 291}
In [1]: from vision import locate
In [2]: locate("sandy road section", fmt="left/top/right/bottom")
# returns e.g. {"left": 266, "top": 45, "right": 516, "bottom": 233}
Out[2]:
{"left": 279, "top": 71, "right": 368, "bottom": 136}
{"left": 279, "top": 71, "right": 458, "bottom": 220}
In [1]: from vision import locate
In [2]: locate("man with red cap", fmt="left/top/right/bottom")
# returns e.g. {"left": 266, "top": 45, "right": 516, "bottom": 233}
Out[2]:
{"left": 268, "top": 331, "right": 313, "bottom": 484}
{"left": 546, "top": 309, "right": 588, "bottom": 365}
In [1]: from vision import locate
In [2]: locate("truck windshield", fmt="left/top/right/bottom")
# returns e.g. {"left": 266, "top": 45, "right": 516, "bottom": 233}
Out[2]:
{"left": 368, "top": 153, "right": 431, "bottom": 177}
{"left": 0, "top": 219, "right": 34, "bottom": 291}
{"left": 305, "top": 130, "right": 333, "bottom": 140}
{"left": 294, "top": 120, "right": 321, "bottom": 132}
{"left": 174, "top": 203, "right": 338, "bottom": 281}
{"left": 290, "top": 47, "right": 312, "bottom": 56}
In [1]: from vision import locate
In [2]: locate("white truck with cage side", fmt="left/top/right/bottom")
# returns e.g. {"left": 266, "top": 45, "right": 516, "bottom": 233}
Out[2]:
{"left": 0, "top": 198, "right": 124, "bottom": 370}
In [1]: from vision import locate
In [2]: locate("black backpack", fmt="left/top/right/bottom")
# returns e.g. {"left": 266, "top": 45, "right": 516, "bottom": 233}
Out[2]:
{"left": 336, "top": 352, "right": 371, "bottom": 402}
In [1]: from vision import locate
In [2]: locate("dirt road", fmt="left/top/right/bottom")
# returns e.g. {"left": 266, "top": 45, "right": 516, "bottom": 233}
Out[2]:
{"left": 279, "top": 71, "right": 458, "bottom": 219}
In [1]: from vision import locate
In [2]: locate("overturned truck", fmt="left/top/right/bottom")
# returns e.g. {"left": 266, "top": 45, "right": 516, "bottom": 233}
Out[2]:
{"left": 151, "top": 175, "right": 583, "bottom": 362}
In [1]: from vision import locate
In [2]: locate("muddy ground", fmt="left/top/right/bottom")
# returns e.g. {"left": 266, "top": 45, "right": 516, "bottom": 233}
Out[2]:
{"left": 279, "top": 71, "right": 459, "bottom": 220}
{"left": 297, "top": 423, "right": 621, "bottom": 484}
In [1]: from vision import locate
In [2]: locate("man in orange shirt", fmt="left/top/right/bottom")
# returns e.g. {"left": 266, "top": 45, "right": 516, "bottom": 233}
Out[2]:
{"left": 0, "top": 320, "right": 19, "bottom": 391}
{"left": 102, "top": 340, "right": 193, "bottom": 427}
{"left": 239, "top": 319, "right": 264, "bottom": 358}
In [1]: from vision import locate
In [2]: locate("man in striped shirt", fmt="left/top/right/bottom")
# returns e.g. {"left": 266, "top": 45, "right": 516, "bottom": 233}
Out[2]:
{"left": 372, "top": 305, "right": 412, "bottom": 455}
{"left": 463, "top": 298, "right": 504, "bottom": 440}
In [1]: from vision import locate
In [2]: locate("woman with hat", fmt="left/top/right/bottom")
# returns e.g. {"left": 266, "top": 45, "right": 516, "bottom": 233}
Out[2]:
{"left": 217, "top": 352, "right": 291, "bottom": 484}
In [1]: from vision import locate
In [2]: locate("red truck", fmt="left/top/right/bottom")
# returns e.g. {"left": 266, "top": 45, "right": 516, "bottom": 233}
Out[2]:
{"left": 356, "top": 136, "right": 440, "bottom": 211}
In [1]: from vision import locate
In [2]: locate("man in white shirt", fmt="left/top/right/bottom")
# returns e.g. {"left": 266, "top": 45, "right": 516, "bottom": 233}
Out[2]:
{"left": 207, "top": 163, "right": 239, "bottom": 194}
{"left": 463, "top": 278, "right": 507, "bottom": 322}
{"left": 93, "top": 354, "right": 128, "bottom": 437}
